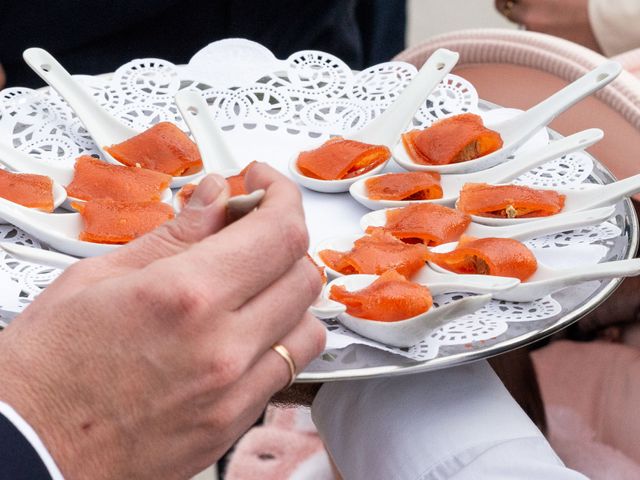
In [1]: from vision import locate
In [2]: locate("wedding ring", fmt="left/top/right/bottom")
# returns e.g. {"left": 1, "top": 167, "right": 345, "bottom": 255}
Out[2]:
{"left": 503, "top": 0, "right": 516, "bottom": 19}
{"left": 271, "top": 343, "right": 297, "bottom": 389}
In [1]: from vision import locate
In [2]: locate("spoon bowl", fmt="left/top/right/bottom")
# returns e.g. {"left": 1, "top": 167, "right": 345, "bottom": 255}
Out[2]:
{"left": 288, "top": 49, "right": 460, "bottom": 193}
{"left": 311, "top": 274, "right": 492, "bottom": 347}
{"left": 23, "top": 48, "right": 203, "bottom": 188}
{"left": 468, "top": 174, "right": 640, "bottom": 226}
{"left": 391, "top": 61, "right": 621, "bottom": 174}
{"left": 428, "top": 241, "right": 640, "bottom": 302}
{"left": 360, "top": 205, "right": 616, "bottom": 242}
{"left": 350, "top": 128, "right": 604, "bottom": 210}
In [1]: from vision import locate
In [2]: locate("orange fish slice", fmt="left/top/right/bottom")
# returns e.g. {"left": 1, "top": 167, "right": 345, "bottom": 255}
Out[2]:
{"left": 427, "top": 236, "right": 537, "bottom": 281}
{"left": 306, "top": 253, "right": 327, "bottom": 284}
{"left": 402, "top": 113, "right": 503, "bottom": 166}
{"left": 366, "top": 204, "right": 471, "bottom": 246}
{"left": 365, "top": 171, "right": 443, "bottom": 200}
{"left": 0, "top": 169, "right": 54, "bottom": 212}
{"left": 319, "top": 231, "right": 428, "bottom": 278}
{"left": 296, "top": 137, "right": 391, "bottom": 180}
{"left": 105, "top": 122, "right": 203, "bottom": 176}
{"left": 329, "top": 270, "right": 433, "bottom": 322}
{"left": 71, "top": 199, "right": 175, "bottom": 244}
{"left": 66, "top": 155, "right": 171, "bottom": 203}
{"left": 457, "top": 183, "right": 566, "bottom": 218}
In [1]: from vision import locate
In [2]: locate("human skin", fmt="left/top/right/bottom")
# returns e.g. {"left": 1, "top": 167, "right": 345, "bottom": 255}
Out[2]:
{"left": 0, "top": 164, "right": 326, "bottom": 479}
{"left": 495, "top": 0, "right": 603, "bottom": 53}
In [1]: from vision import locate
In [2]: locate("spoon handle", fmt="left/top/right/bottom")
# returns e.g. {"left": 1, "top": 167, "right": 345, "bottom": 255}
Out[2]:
{"left": 548, "top": 258, "right": 640, "bottom": 285}
{"left": 350, "top": 49, "right": 459, "bottom": 148}
{"left": 471, "top": 206, "right": 616, "bottom": 241}
{"left": 175, "top": 90, "right": 240, "bottom": 172}
{"left": 0, "top": 139, "right": 72, "bottom": 185}
{"left": 570, "top": 173, "right": 640, "bottom": 210}
{"left": 415, "top": 267, "right": 520, "bottom": 294}
{"left": 469, "top": 128, "right": 603, "bottom": 184}
{"left": 497, "top": 61, "right": 621, "bottom": 139}
{"left": 0, "top": 242, "right": 78, "bottom": 270}
{"left": 22, "top": 48, "right": 132, "bottom": 146}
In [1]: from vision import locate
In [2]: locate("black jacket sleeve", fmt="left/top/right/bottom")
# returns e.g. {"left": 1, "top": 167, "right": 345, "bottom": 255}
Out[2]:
{"left": 0, "top": 412, "right": 52, "bottom": 480}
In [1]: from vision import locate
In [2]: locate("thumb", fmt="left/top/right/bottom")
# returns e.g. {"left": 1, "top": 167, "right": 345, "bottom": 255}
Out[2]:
{"left": 107, "top": 174, "right": 230, "bottom": 269}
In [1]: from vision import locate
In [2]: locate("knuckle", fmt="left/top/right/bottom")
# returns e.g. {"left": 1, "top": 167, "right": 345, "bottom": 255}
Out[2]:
{"left": 169, "top": 280, "right": 212, "bottom": 322}
{"left": 278, "top": 215, "right": 309, "bottom": 258}
{"left": 206, "top": 346, "right": 246, "bottom": 388}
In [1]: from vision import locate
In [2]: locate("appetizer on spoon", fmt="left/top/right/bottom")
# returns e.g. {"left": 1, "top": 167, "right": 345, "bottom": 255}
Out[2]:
{"left": 173, "top": 89, "right": 265, "bottom": 217}
{"left": 350, "top": 128, "right": 603, "bottom": 210}
{"left": 288, "top": 48, "right": 460, "bottom": 193}
{"left": 360, "top": 204, "right": 616, "bottom": 245}
{"left": 311, "top": 271, "right": 493, "bottom": 347}
{"left": 23, "top": 48, "right": 203, "bottom": 188}
{"left": 392, "top": 61, "right": 621, "bottom": 173}
{"left": 459, "top": 173, "right": 640, "bottom": 226}
{"left": 427, "top": 238, "right": 640, "bottom": 302}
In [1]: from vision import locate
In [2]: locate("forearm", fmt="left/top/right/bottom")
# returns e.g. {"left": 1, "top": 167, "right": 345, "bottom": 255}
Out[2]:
{"left": 312, "top": 361, "right": 587, "bottom": 480}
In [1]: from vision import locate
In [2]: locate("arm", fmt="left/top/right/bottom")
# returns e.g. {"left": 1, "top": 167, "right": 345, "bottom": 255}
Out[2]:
{"left": 312, "top": 361, "right": 588, "bottom": 480}
{"left": 0, "top": 165, "right": 326, "bottom": 479}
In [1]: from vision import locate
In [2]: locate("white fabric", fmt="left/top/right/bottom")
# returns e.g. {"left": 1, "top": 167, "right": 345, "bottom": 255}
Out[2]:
{"left": 311, "top": 361, "right": 588, "bottom": 480}
{"left": 0, "top": 401, "right": 64, "bottom": 479}
{"left": 589, "top": 0, "right": 640, "bottom": 56}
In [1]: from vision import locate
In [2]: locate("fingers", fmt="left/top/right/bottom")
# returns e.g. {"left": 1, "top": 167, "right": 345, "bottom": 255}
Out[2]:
{"left": 106, "top": 175, "right": 230, "bottom": 269}
{"left": 216, "top": 312, "right": 326, "bottom": 411}
{"left": 177, "top": 163, "right": 310, "bottom": 309}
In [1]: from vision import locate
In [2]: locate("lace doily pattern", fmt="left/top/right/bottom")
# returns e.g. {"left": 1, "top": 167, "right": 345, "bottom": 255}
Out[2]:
{"left": 0, "top": 40, "right": 633, "bottom": 372}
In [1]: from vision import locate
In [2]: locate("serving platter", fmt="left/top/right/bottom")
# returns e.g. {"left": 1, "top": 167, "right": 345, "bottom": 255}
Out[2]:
{"left": 0, "top": 39, "right": 636, "bottom": 382}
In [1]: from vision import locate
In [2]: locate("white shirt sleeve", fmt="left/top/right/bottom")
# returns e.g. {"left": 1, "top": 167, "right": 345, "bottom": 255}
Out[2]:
{"left": 0, "top": 401, "right": 65, "bottom": 480}
{"left": 311, "top": 360, "right": 588, "bottom": 480}
{"left": 589, "top": 0, "right": 640, "bottom": 56}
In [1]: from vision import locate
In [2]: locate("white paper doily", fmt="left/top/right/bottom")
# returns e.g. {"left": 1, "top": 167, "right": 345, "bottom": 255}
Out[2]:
{"left": 0, "top": 40, "right": 634, "bottom": 375}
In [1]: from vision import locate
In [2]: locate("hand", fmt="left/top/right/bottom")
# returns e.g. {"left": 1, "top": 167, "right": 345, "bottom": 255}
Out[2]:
{"left": 495, "top": 0, "right": 603, "bottom": 53}
{"left": 0, "top": 164, "right": 326, "bottom": 480}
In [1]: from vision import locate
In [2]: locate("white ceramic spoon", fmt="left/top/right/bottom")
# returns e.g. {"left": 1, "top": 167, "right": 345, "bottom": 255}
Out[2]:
{"left": 23, "top": 48, "right": 201, "bottom": 188}
{"left": 311, "top": 274, "right": 492, "bottom": 347}
{"left": 469, "top": 173, "right": 640, "bottom": 226}
{"left": 173, "top": 90, "right": 265, "bottom": 215}
{"left": 0, "top": 242, "right": 78, "bottom": 270}
{"left": 312, "top": 234, "right": 520, "bottom": 296}
{"left": 360, "top": 205, "right": 616, "bottom": 242}
{"left": 0, "top": 139, "right": 172, "bottom": 211}
{"left": 350, "top": 128, "right": 603, "bottom": 210}
{"left": 288, "top": 49, "right": 460, "bottom": 193}
{"left": 0, "top": 197, "right": 116, "bottom": 257}
{"left": 392, "top": 61, "right": 621, "bottom": 174}
{"left": 428, "top": 241, "right": 640, "bottom": 302}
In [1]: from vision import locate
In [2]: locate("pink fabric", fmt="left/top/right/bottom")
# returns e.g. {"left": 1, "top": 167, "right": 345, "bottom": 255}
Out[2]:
{"left": 613, "top": 48, "right": 640, "bottom": 79}
{"left": 533, "top": 341, "right": 640, "bottom": 479}
{"left": 225, "top": 407, "right": 335, "bottom": 480}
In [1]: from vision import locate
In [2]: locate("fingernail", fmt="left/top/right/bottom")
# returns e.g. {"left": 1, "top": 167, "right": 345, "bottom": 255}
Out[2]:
{"left": 189, "top": 175, "right": 226, "bottom": 208}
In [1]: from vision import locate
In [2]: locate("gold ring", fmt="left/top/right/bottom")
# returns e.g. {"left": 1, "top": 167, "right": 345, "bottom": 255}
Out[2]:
{"left": 271, "top": 344, "right": 297, "bottom": 389}
{"left": 503, "top": 0, "right": 516, "bottom": 19}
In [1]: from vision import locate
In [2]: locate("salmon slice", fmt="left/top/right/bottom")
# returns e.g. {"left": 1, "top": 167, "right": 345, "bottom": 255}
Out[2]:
{"left": 0, "top": 169, "right": 54, "bottom": 212}
{"left": 365, "top": 171, "right": 443, "bottom": 200}
{"left": 457, "top": 183, "right": 566, "bottom": 218}
{"left": 176, "top": 161, "right": 257, "bottom": 208}
{"left": 306, "top": 253, "right": 327, "bottom": 284}
{"left": 66, "top": 155, "right": 171, "bottom": 203}
{"left": 426, "top": 236, "right": 537, "bottom": 281}
{"left": 319, "top": 230, "right": 428, "bottom": 278}
{"left": 105, "top": 122, "right": 203, "bottom": 176}
{"left": 366, "top": 203, "right": 471, "bottom": 246}
{"left": 402, "top": 113, "right": 503, "bottom": 165}
{"left": 330, "top": 270, "right": 433, "bottom": 322}
{"left": 296, "top": 137, "right": 391, "bottom": 180}
{"left": 72, "top": 199, "right": 175, "bottom": 244}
